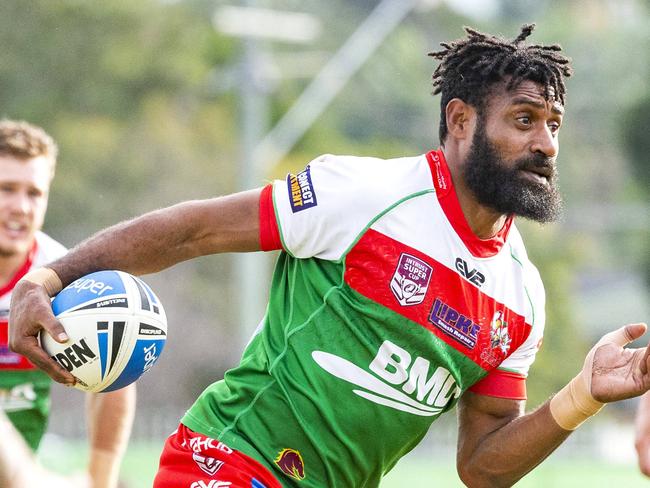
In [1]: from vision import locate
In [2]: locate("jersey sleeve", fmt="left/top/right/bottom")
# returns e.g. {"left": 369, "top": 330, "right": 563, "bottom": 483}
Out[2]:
{"left": 260, "top": 154, "right": 431, "bottom": 261}
{"left": 469, "top": 264, "right": 546, "bottom": 400}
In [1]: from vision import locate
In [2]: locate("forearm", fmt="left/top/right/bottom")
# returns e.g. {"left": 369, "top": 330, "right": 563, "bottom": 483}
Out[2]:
{"left": 457, "top": 400, "right": 570, "bottom": 487}
{"left": 86, "top": 385, "right": 136, "bottom": 488}
{"left": 635, "top": 391, "right": 650, "bottom": 475}
{"left": 49, "top": 191, "right": 261, "bottom": 287}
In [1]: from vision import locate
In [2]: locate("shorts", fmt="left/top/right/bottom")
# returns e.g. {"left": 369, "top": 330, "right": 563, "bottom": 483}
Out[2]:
{"left": 154, "top": 423, "right": 282, "bottom": 488}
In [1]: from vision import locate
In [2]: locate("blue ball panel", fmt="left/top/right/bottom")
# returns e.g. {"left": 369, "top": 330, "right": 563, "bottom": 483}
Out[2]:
{"left": 53, "top": 271, "right": 127, "bottom": 315}
{"left": 101, "top": 338, "right": 166, "bottom": 392}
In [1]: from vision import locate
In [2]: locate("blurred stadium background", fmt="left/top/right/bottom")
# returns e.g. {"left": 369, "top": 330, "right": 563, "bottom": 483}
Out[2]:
{"left": 1, "top": 0, "right": 648, "bottom": 485}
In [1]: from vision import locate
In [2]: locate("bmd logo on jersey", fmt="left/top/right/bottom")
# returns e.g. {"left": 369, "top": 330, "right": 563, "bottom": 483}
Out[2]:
{"left": 287, "top": 166, "right": 317, "bottom": 213}
{"left": 428, "top": 298, "right": 481, "bottom": 349}
{"left": 312, "top": 340, "right": 461, "bottom": 417}
{"left": 390, "top": 253, "right": 433, "bottom": 306}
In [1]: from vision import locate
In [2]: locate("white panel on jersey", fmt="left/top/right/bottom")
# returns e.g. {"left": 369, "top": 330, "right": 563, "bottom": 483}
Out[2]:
{"left": 272, "top": 153, "right": 434, "bottom": 261}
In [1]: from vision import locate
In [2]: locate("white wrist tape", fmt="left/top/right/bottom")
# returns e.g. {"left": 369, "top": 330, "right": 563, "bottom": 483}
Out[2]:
{"left": 20, "top": 267, "right": 63, "bottom": 297}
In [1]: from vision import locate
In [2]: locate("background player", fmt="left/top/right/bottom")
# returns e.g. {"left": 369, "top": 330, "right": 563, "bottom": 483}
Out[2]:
{"left": 8, "top": 26, "right": 650, "bottom": 487}
{"left": 0, "top": 119, "right": 135, "bottom": 487}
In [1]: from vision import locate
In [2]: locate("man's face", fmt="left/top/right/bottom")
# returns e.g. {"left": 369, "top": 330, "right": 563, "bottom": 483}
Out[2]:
{"left": 463, "top": 80, "right": 564, "bottom": 223}
{"left": 0, "top": 154, "right": 52, "bottom": 258}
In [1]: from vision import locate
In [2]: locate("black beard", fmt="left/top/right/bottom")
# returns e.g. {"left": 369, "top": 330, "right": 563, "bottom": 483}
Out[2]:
{"left": 463, "top": 124, "right": 562, "bottom": 223}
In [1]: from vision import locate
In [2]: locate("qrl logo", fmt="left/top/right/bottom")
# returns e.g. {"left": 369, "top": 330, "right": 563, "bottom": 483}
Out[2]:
{"left": 313, "top": 340, "right": 461, "bottom": 417}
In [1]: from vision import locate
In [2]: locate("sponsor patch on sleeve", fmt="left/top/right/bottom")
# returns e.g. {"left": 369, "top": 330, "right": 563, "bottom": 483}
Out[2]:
{"left": 287, "top": 166, "right": 318, "bottom": 213}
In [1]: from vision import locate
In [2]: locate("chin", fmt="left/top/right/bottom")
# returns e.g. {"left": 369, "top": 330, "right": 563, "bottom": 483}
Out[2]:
{"left": 0, "top": 239, "right": 32, "bottom": 258}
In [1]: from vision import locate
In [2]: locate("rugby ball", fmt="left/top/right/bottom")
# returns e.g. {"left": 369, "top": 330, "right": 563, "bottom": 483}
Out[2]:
{"left": 40, "top": 270, "right": 167, "bottom": 393}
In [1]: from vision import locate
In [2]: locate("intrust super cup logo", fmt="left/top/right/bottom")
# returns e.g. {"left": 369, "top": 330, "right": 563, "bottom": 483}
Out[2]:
{"left": 274, "top": 448, "right": 305, "bottom": 481}
{"left": 390, "top": 253, "right": 433, "bottom": 306}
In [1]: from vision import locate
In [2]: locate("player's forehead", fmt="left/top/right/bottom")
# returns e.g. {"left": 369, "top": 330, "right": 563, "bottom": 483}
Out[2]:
{"left": 0, "top": 154, "right": 53, "bottom": 189}
{"left": 486, "top": 79, "right": 564, "bottom": 115}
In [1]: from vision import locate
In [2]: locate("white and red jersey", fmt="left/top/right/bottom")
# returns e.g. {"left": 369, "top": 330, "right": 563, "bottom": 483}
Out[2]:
{"left": 184, "top": 149, "right": 545, "bottom": 487}
{"left": 0, "top": 232, "right": 66, "bottom": 450}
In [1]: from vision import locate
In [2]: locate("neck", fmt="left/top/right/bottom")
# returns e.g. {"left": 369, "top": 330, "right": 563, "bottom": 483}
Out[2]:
{"left": 0, "top": 252, "right": 30, "bottom": 290}
{"left": 441, "top": 145, "right": 509, "bottom": 239}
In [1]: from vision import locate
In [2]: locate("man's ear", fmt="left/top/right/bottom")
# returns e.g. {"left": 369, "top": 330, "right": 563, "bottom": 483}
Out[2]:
{"left": 445, "top": 98, "right": 476, "bottom": 141}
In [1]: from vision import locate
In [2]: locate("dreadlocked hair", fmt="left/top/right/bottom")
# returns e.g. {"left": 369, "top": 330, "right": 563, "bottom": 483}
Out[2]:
{"left": 429, "top": 23, "right": 572, "bottom": 143}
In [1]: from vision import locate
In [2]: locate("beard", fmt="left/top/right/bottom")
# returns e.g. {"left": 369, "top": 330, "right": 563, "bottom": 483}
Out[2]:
{"left": 463, "top": 123, "right": 562, "bottom": 223}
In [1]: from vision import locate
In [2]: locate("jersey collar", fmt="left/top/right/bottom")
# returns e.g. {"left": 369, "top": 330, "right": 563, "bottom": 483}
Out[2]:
{"left": 0, "top": 240, "right": 38, "bottom": 298}
{"left": 426, "top": 149, "right": 513, "bottom": 258}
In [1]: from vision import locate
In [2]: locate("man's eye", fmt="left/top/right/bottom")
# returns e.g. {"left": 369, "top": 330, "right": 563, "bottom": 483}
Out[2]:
{"left": 548, "top": 121, "right": 561, "bottom": 133}
{"left": 516, "top": 116, "right": 531, "bottom": 125}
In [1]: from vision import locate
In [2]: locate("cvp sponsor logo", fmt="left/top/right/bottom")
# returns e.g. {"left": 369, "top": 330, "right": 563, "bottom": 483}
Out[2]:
{"left": 190, "top": 481, "right": 231, "bottom": 488}
{"left": 50, "top": 338, "right": 97, "bottom": 372}
{"left": 390, "top": 253, "right": 433, "bottom": 306}
{"left": 274, "top": 448, "right": 305, "bottom": 481}
{"left": 312, "top": 340, "right": 461, "bottom": 417}
{"left": 455, "top": 258, "right": 485, "bottom": 287}
{"left": 428, "top": 298, "right": 481, "bottom": 349}
{"left": 67, "top": 277, "right": 114, "bottom": 296}
{"left": 287, "top": 166, "right": 317, "bottom": 213}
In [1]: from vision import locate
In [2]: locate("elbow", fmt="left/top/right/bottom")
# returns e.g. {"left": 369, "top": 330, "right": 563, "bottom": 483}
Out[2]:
{"left": 457, "top": 460, "right": 512, "bottom": 488}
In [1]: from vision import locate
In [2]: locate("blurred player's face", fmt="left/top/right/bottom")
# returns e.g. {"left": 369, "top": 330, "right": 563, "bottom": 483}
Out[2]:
{"left": 0, "top": 155, "right": 52, "bottom": 258}
{"left": 463, "top": 80, "right": 563, "bottom": 223}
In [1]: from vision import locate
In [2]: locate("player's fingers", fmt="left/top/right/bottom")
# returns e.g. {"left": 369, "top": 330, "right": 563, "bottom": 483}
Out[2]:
{"left": 18, "top": 336, "right": 75, "bottom": 385}
{"left": 597, "top": 323, "right": 647, "bottom": 348}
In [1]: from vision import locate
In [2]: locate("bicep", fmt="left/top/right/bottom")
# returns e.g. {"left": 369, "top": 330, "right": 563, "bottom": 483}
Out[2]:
{"left": 457, "top": 391, "right": 525, "bottom": 456}
{"left": 178, "top": 188, "right": 263, "bottom": 256}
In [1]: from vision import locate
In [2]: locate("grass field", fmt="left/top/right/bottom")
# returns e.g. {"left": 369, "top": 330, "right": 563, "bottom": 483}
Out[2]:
{"left": 39, "top": 438, "right": 649, "bottom": 487}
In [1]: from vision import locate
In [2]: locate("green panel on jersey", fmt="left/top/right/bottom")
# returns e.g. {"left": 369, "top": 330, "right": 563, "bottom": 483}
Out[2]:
{"left": 184, "top": 254, "right": 488, "bottom": 487}
{"left": 0, "top": 369, "right": 52, "bottom": 451}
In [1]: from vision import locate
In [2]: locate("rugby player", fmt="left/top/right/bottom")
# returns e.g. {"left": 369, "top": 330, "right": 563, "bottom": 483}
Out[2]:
{"left": 8, "top": 25, "right": 650, "bottom": 487}
{"left": 0, "top": 120, "right": 135, "bottom": 487}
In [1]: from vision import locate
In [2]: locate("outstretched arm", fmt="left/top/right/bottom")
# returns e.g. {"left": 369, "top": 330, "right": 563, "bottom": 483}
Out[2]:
{"left": 457, "top": 323, "right": 650, "bottom": 487}
{"left": 9, "top": 189, "right": 262, "bottom": 383}
{"left": 86, "top": 385, "right": 136, "bottom": 488}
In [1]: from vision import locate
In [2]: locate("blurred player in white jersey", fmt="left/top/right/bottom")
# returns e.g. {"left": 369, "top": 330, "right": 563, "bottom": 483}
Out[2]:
{"left": 0, "top": 119, "right": 135, "bottom": 487}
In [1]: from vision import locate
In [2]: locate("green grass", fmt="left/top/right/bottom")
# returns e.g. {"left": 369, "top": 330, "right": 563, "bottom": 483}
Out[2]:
{"left": 38, "top": 438, "right": 649, "bottom": 487}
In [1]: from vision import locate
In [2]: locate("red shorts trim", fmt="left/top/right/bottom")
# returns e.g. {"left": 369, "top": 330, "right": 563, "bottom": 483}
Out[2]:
{"left": 469, "top": 370, "right": 527, "bottom": 400}
{"left": 259, "top": 184, "right": 282, "bottom": 251}
{"left": 154, "top": 424, "right": 282, "bottom": 488}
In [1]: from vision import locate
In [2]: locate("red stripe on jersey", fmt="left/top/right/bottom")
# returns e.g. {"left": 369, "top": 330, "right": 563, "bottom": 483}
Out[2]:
{"left": 469, "top": 369, "right": 527, "bottom": 400}
{"left": 0, "top": 241, "right": 36, "bottom": 298}
{"left": 259, "top": 184, "right": 282, "bottom": 251}
{"left": 344, "top": 228, "right": 531, "bottom": 372}
{"left": 426, "top": 149, "right": 513, "bottom": 258}
{"left": 0, "top": 241, "right": 38, "bottom": 370}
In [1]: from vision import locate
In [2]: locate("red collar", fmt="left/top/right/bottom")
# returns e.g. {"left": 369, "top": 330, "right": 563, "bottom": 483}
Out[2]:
{"left": 0, "top": 241, "right": 37, "bottom": 297}
{"left": 426, "top": 149, "right": 513, "bottom": 258}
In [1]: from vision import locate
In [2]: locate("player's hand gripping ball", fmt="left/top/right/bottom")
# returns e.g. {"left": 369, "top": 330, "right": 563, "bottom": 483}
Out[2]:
{"left": 40, "top": 270, "right": 167, "bottom": 392}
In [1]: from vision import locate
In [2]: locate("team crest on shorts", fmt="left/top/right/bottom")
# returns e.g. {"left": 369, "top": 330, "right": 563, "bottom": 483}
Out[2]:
{"left": 390, "top": 253, "right": 433, "bottom": 306}
{"left": 274, "top": 448, "right": 305, "bottom": 480}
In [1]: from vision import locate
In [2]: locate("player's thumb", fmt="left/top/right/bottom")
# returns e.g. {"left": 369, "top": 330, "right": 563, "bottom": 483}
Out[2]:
{"left": 597, "top": 323, "right": 648, "bottom": 348}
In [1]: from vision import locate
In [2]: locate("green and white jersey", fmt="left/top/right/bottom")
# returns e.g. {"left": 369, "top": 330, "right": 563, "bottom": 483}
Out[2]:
{"left": 0, "top": 232, "right": 67, "bottom": 451}
{"left": 183, "top": 149, "right": 545, "bottom": 487}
